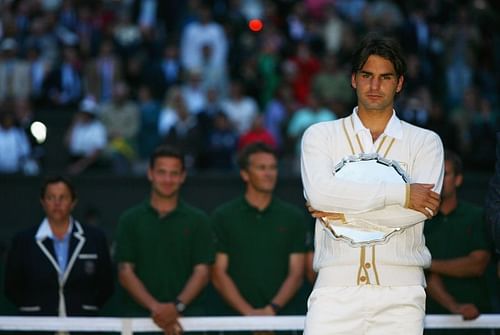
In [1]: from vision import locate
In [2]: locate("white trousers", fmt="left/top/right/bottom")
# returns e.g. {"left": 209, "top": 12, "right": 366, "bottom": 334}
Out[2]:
{"left": 303, "top": 285, "right": 426, "bottom": 335}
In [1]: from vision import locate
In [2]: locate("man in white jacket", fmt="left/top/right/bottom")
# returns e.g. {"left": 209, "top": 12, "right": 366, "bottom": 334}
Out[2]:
{"left": 301, "top": 33, "right": 444, "bottom": 335}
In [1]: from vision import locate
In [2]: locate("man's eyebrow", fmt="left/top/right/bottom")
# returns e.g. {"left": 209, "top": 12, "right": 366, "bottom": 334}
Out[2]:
{"left": 359, "top": 70, "right": 396, "bottom": 76}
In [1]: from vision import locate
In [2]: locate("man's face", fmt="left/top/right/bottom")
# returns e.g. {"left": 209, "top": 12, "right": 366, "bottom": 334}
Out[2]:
{"left": 241, "top": 152, "right": 278, "bottom": 194}
{"left": 441, "top": 160, "right": 462, "bottom": 199}
{"left": 148, "top": 157, "right": 186, "bottom": 199}
{"left": 351, "top": 55, "right": 404, "bottom": 113}
{"left": 40, "top": 182, "right": 76, "bottom": 223}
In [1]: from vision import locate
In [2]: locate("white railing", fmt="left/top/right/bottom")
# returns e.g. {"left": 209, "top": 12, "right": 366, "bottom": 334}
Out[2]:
{"left": 0, "top": 315, "right": 499, "bottom": 334}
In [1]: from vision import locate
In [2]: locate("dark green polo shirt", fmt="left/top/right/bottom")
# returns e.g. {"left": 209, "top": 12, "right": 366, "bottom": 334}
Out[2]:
{"left": 424, "top": 201, "right": 492, "bottom": 315}
{"left": 115, "top": 199, "right": 215, "bottom": 316}
{"left": 211, "top": 196, "right": 308, "bottom": 314}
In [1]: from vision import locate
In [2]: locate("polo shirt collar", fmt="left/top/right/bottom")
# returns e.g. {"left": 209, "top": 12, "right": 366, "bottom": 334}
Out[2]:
{"left": 145, "top": 198, "right": 188, "bottom": 217}
{"left": 351, "top": 107, "right": 403, "bottom": 139}
{"left": 240, "top": 195, "right": 275, "bottom": 213}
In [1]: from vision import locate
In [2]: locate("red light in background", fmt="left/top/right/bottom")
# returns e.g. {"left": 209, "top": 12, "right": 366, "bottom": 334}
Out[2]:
{"left": 248, "top": 19, "right": 263, "bottom": 32}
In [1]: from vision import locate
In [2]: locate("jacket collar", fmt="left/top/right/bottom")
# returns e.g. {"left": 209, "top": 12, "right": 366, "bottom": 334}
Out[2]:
{"left": 351, "top": 107, "right": 403, "bottom": 140}
{"left": 35, "top": 218, "right": 74, "bottom": 241}
{"left": 35, "top": 218, "right": 86, "bottom": 285}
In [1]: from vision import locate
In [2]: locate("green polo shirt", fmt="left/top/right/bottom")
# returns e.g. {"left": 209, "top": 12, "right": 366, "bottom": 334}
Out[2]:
{"left": 115, "top": 199, "right": 215, "bottom": 316}
{"left": 424, "top": 201, "right": 492, "bottom": 315}
{"left": 211, "top": 196, "right": 308, "bottom": 314}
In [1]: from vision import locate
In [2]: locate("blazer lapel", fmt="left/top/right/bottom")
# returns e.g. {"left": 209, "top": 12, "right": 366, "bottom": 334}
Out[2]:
{"left": 62, "top": 220, "right": 86, "bottom": 284}
{"left": 36, "top": 236, "right": 61, "bottom": 276}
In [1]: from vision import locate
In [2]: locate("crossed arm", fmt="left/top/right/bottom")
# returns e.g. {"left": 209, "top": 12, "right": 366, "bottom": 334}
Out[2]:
{"left": 300, "top": 124, "right": 444, "bottom": 226}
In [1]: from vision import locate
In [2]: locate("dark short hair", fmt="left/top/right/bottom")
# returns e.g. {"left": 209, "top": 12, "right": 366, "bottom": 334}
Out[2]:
{"left": 237, "top": 142, "right": 277, "bottom": 170}
{"left": 149, "top": 145, "right": 185, "bottom": 170}
{"left": 444, "top": 150, "right": 463, "bottom": 176}
{"left": 351, "top": 33, "right": 407, "bottom": 78}
{"left": 40, "top": 175, "right": 77, "bottom": 200}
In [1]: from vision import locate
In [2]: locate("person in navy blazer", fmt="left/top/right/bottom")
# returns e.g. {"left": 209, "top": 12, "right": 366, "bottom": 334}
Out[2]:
{"left": 4, "top": 175, "right": 114, "bottom": 316}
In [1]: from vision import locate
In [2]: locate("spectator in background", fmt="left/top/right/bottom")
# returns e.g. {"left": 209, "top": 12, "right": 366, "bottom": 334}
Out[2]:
{"left": 26, "top": 43, "right": 52, "bottom": 104}
{"left": 24, "top": 15, "right": 60, "bottom": 67}
{"left": 65, "top": 96, "right": 107, "bottom": 175}
{"left": 0, "top": 109, "right": 31, "bottom": 174}
{"left": 467, "top": 97, "right": 497, "bottom": 170}
{"left": 112, "top": 9, "right": 142, "bottom": 59}
{"left": 84, "top": 39, "right": 123, "bottom": 103}
{"left": 180, "top": 4, "right": 227, "bottom": 80}
{"left": 99, "top": 82, "right": 139, "bottom": 175}
{"left": 287, "top": 92, "right": 336, "bottom": 170}
{"left": 263, "top": 83, "right": 298, "bottom": 154}
{"left": 221, "top": 79, "right": 259, "bottom": 136}
{"left": 443, "top": 5, "right": 481, "bottom": 109}
{"left": 237, "top": 114, "right": 277, "bottom": 152}
{"left": 322, "top": 4, "right": 345, "bottom": 55}
{"left": 144, "top": 43, "right": 183, "bottom": 101}
{"left": 311, "top": 54, "right": 354, "bottom": 118}
{"left": 424, "top": 150, "right": 492, "bottom": 333}
{"left": 425, "top": 101, "right": 461, "bottom": 154}
{"left": 205, "top": 111, "right": 238, "bottom": 171}
{"left": 43, "top": 45, "right": 83, "bottom": 109}
{"left": 256, "top": 31, "right": 283, "bottom": 108}
{"left": 0, "top": 38, "right": 31, "bottom": 101}
{"left": 136, "top": 84, "right": 161, "bottom": 163}
{"left": 115, "top": 145, "right": 215, "bottom": 333}
{"left": 211, "top": 142, "right": 307, "bottom": 319}
{"left": 180, "top": 69, "right": 207, "bottom": 116}
{"left": 4, "top": 175, "right": 114, "bottom": 317}
{"left": 286, "top": 40, "right": 321, "bottom": 105}
{"left": 195, "top": 87, "right": 225, "bottom": 169}
{"left": 159, "top": 86, "right": 202, "bottom": 171}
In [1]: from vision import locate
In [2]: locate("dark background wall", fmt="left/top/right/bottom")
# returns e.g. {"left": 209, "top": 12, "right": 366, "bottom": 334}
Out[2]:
{"left": 0, "top": 171, "right": 494, "bottom": 247}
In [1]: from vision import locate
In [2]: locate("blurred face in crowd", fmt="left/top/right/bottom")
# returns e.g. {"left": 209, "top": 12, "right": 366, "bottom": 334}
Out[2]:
{"left": 41, "top": 182, "right": 76, "bottom": 224}
{"left": 441, "top": 160, "right": 463, "bottom": 200}
{"left": 241, "top": 152, "right": 278, "bottom": 195}
{"left": 148, "top": 156, "right": 186, "bottom": 199}
{"left": 351, "top": 55, "right": 403, "bottom": 114}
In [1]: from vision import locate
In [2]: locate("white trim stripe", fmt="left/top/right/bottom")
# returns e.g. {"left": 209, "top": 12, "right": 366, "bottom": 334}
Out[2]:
{"left": 0, "top": 316, "right": 498, "bottom": 333}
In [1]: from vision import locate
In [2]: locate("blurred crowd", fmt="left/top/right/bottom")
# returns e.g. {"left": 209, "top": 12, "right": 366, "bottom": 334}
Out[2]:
{"left": 0, "top": 0, "right": 499, "bottom": 176}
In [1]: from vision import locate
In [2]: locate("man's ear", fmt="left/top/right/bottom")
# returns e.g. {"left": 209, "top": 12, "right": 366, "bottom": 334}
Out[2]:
{"left": 455, "top": 174, "right": 464, "bottom": 188}
{"left": 396, "top": 75, "right": 404, "bottom": 93}
{"left": 351, "top": 73, "right": 357, "bottom": 89}
{"left": 240, "top": 169, "right": 249, "bottom": 183}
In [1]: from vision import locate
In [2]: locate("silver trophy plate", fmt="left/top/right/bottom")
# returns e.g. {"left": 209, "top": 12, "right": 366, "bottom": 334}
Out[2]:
{"left": 321, "top": 153, "right": 409, "bottom": 247}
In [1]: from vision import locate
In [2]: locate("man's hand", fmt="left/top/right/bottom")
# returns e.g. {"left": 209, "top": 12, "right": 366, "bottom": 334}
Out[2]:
{"left": 305, "top": 203, "right": 343, "bottom": 220}
{"left": 248, "top": 305, "right": 276, "bottom": 316}
{"left": 408, "top": 183, "right": 440, "bottom": 218}
{"left": 162, "top": 320, "right": 183, "bottom": 335}
{"left": 450, "top": 303, "right": 480, "bottom": 320}
{"left": 151, "top": 302, "right": 178, "bottom": 330}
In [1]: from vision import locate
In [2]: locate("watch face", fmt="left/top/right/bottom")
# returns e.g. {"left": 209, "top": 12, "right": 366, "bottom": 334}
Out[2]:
{"left": 175, "top": 301, "right": 186, "bottom": 313}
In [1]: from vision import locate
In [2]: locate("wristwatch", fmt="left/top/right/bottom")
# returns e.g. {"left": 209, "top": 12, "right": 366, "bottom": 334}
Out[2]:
{"left": 269, "top": 302, "right": 281, "bottom": 314}
{"left": 174, "top": 298, "right": 186, "bottom": 313}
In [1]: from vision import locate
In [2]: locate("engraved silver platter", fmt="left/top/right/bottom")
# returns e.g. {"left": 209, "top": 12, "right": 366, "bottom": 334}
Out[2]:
{"left": 321, "top": 153, "right": 409, "bottom": 247}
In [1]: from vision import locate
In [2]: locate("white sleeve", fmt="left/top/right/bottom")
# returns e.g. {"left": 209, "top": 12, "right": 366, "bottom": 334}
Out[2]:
{"left": 344, "top": 205, "right": 426, "bottom": 228}
{"left": 300, "top": 123, "right": 407, "bottom": 214}
{"left": 409, "top": 130, "right": 445, "bottom": 193}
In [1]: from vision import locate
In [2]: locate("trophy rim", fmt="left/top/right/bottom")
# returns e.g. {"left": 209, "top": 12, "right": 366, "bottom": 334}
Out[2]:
{"left": 334, "top": 153, "right": 410, "bottom": 183}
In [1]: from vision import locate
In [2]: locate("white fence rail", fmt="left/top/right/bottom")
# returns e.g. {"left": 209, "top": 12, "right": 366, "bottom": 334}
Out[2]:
{"left": 0, "top": 315, "right": 498, "bottom": 334}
